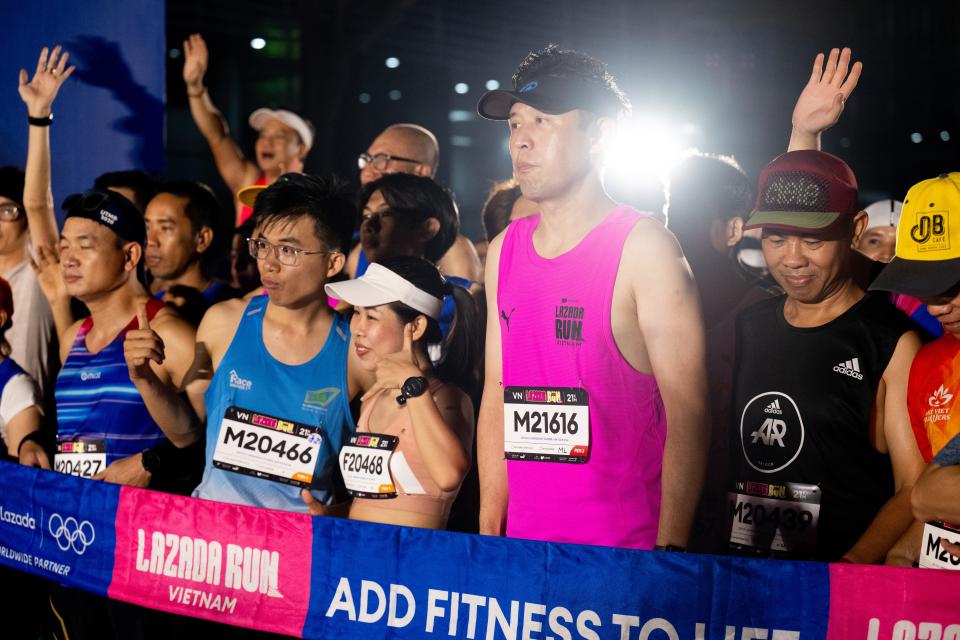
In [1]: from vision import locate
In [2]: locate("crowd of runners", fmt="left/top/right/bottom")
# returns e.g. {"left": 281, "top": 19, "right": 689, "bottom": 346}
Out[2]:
{"left": 0, "top": 38, "right": 958, "bottom": 639}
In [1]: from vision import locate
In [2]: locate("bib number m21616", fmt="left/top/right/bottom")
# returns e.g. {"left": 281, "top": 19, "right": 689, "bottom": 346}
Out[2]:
{"left": 212, "top": 406, "right": 323, "bottom": 488}
{"left": 339, "top": 433, "right": 398, "bottom": 499}
{"left": 504, "top": 387, "right": 589, "bottom": 463}
{"left": 54, "top": 440, "right": 106, "bottom": 479}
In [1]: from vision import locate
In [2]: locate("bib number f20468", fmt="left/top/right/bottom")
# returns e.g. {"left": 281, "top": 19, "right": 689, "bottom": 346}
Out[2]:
{"left": 212, "top": 406, "right": 323, "bottom": 488}
{"left": 503, "top": 386, "right": 589, "bottom": 463}
{"left": 339, "top": 433, "right": 398, "bottom": 499}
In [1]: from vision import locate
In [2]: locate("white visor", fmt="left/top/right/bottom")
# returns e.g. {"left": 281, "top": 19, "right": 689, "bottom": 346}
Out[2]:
{"left": 864, "top": 199, "right": 903, "bottom": 230}
{"left": 248, "top": 108, "right": 314, "bottom": 151}
{"left": 325, "top": 263, "right": 443, "bottom": 320}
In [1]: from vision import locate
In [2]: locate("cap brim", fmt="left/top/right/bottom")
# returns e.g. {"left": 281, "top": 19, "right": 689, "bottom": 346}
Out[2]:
{"left": 868, "top": 256, "right": 960, "bottom": 298}
{"left": 477, "top": 89, "right": 578, "bottom": 120}
{"left": 324, "top": 278, "right": 397, "bottom": 308}
{"left": 743, "top": 210, "right": 843, "bottom": 233}
{"left": 237, "top": 184, "right": 267, "bottom": 209}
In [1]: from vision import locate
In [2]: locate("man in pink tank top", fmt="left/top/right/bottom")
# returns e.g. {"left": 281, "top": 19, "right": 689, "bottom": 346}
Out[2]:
{"left": 475, "top": 45, "right": 709, "bottom": 550}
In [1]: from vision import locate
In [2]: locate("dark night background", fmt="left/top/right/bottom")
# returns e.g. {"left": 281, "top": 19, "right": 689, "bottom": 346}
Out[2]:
{"left": 165, "top": 0, "right": 959, "bottom": 240}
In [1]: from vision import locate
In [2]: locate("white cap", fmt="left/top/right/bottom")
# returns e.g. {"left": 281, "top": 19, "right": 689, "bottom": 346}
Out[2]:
{"left": 864, "top": 199, "right": 903, "bottom": 230}
{"left": 248, "top": 108, "right": 314, "bottom": 151}
{"left": 325, "top": 263, "right": 442, "bottom": 320}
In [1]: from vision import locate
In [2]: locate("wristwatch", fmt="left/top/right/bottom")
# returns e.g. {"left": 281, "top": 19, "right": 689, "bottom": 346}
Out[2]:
{"left": 141, "top": 447, "right": 161, "bottom": 475}
{"left": 396, "top": 376, "right": 429, "bottom": 406}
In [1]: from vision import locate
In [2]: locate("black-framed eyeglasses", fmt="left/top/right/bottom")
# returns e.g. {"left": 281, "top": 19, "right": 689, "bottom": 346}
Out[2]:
{"left": 0, "top": 205, "right": 22, "bottom": 222}
{"left": 62, "top": 192, "right": 110, "bottom": 213}
{"left": 247, "top": 237, "right": 338, "bottom": 267}
{"left": 357, "top": 152, "right": 423, "bottom": 172}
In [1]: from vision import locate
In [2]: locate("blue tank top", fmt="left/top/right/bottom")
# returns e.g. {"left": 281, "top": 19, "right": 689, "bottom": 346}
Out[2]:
{"left": 193, "top": 295, "right": 355, "bottom": 512}
{"left": 55, "top": 299, "right": 168, "bottom": 464}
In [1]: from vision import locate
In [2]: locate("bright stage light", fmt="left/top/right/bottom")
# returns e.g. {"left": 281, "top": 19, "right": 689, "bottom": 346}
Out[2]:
{"left": 250, "top": 37, "right": 266, "bottom": 50}
{"left": 604, "top": 116, "right": 685, "bottom": 187}
{"left": 385, "top": 57, "right": 400, "bottom": 69}
{"left": 454, "top": 82, "right": 469, "bottom": 94}
{"left": 486, "top": 79, "right": 500, "bottom": 90}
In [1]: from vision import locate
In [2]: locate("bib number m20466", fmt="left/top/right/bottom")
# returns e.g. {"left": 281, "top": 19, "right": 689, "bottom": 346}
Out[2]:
{"left": 504, "top": 387, "right": 589, "bottom": 463}
{"left": 212, "top": 406, "right": 322, "bottom": 487}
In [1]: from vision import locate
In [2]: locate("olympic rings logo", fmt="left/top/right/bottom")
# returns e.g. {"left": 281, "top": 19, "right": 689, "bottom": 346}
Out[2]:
{"left": 48, "top": 514, "right": 96, "bottom": 555}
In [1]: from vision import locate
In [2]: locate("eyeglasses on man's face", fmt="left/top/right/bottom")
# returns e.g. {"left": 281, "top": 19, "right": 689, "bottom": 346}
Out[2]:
{"left": 246, "top": 237, "right": 338, "bottom": 267}
{"left": 357, "top": 152, "right": 423, "bottom": 172}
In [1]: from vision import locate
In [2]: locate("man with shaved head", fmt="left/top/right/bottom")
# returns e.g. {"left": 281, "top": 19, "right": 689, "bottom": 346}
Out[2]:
{"left": 349, "top": 124, "right": 482, "bottom": 282}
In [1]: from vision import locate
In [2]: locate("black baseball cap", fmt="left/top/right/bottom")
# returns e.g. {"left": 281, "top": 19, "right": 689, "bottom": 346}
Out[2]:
{"left": 477, "top": 75, "right": 625, "bottom": 121}
{"left": 62, "top": 189, "right": 145, "bottom": 244}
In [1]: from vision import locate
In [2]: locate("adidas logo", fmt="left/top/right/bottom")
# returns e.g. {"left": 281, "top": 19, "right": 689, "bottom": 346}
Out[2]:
{"left": 929, "top": 384, "right": 954, "bottom": 407}
{"left": 764, "top": 399, "right": 783, "bottom": 415}
{"left": 833, "top": 357, "right": 864, "bottom": 380}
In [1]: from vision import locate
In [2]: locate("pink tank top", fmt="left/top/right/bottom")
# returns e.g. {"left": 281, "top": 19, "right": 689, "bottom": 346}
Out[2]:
{"left": 497, "top": 206, "right": 666, "bottom": 549}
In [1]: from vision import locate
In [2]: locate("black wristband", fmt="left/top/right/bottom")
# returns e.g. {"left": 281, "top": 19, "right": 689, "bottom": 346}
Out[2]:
{"left": 653, "top": 545, "right": 687, "bottom": 552}
{"left": 28, "top": 113, "right": 53, "bottom": 127}
{"left": 17, "top": 431, "right": 46, "bottom": 457}
{"left": 141, "top": 446, "right": 161, "bottom": 474}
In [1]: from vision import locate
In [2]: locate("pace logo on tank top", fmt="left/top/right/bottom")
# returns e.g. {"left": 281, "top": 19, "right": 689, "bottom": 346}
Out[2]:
{"left": 739, "top": 392, "right": 805, "bottom": 473}
{"left": 554, "top": 298, "right": 585, "bottom": 347}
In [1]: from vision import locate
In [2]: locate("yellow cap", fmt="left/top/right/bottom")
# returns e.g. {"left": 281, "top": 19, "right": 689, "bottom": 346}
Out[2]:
{"left": 236, "top": 183, "right": 267, "bottom": 209}
{"left": 896, "top": 173, "right": 960, "bottom": 260}
{"left": 870, "top": 172, "right": 960, "bottom": 298}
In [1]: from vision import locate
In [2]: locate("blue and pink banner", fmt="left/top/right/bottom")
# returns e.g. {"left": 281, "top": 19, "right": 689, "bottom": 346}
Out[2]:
{"left": 0, "top": 459, "right": 958, "bottom": 639}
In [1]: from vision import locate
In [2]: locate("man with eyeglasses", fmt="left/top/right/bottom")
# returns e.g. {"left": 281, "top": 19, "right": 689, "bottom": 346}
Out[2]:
{"left": 190, "top": 173, "right": 369, "bottom": 515}
{"left": 348, "top": 124, "right": 483, "bottom": 283}
{"left": 182, "top": 33, "right": 314, "bottom": 227}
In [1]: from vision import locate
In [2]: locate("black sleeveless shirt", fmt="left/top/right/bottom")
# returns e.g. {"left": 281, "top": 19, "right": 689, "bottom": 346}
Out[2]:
{"left": 728, "top": 292, "right": 914, "bottom": 561}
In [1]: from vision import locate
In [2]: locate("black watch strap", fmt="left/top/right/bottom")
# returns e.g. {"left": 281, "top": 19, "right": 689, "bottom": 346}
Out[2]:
{"left": 28, "top": 113, "right": 53, "bottom": 127}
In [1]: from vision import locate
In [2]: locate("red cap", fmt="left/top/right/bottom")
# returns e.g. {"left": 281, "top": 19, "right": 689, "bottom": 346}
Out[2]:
{"left": 0, "top": 277, "right": 14, "bottom": 320}
{"left": 743, "top": 150, "right": 859, "bottom": 234}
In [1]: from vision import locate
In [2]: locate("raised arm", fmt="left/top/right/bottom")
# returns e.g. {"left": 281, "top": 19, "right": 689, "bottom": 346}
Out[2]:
{"left": 182, "top": 34, "right": 259, "bottom": 193}
{"left": 788, "top": 47, "right": 862, "bottom": 152}
{"left": 18, "top": 45, "right": 72, "bottom": 252}
{"left": 632, "top": 223, "right": 709, "bottom": 547}
{"left": 477, "top": 233, "right": 507, "bottom": 535}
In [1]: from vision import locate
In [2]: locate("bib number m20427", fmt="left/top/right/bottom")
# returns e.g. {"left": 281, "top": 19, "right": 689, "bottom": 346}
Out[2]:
{"left": 212, "top": 406, "right": 322, "bottom": 488}
{"left": 504, "top": 387, "right": 589, "bottom": 463}
{"left": 55, "top": 440, "right": 106, "bottom": 479}
{"left": 339, "top": 433, "right": 398, "bottom": 499}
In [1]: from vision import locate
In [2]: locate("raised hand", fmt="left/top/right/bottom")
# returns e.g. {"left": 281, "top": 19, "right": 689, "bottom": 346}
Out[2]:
{"left": 792, "top": 47, "right": 862, "bottom": 138}
{"left": 18, "top": 45, "right": 76, "bottom": 118}
{"left": 360, "top": 324, "right": 422, "bottom": 402}
{"left": 182, "top": 33, "right": 209, "bottom": 92}
{"left": 124, "top": 301, "right": 165, "bottom": 381}
{"left": 29, "top": 245, "right": 67, "bottom": 304}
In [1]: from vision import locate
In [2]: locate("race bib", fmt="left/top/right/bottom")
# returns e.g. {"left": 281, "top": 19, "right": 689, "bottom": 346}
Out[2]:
{"left": 728, "top": 480, "right": 820, "bottom": 556}
{"left": 339, "top": 433, "right": 398, "bottom": 499}
{"left": 54, "top": 440, "right": 106, "bottom": 479}
{"left": 919, "top": 521, "right": 960, "bottom": 570}
{"left": 212, "top": 406, "right": 323, "bottom": 488}
{"left": 503, "top": 386, "right": 589, "bottom": 463}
